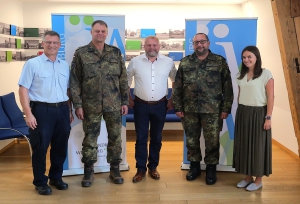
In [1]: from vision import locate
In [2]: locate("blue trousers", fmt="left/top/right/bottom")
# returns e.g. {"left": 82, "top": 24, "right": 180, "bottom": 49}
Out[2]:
{"left": 133, "top": 99, "right": 167, "bottom": 172}
{"left": 29, "top": 103, "right": 70, "bottom": 186}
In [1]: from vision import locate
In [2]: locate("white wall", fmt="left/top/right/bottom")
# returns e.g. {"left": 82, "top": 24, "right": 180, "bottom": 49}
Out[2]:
{"left": 0, "top": 0, "right": 298, "bottom": 155}
{"left": 22, "top": 3, "right": 243, "bottom": 28}
{"left": 0, "top": 0, "right": 24, "bottom": 150}
{"left": 0, "top": 0, "right": 24, "bottom": 100}
{"left": 242, "top": 0, "right": 298, "bottom": 155}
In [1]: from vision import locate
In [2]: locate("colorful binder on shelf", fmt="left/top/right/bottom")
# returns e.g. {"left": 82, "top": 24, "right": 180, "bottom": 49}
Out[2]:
{"left": 6, "top": 51, "right": 12, "bottom": 62}
{"left": 15, "top": 39, "right": 21, "bottom": 49}
{"left": 140, "top": 29, "right": 155, "bottom": 38}
{"left": 10, "top": 25, "right": 16, "bottom": 36}
{"left": 24, "top": 28, "right": 39, "bottom": 37}
{"left": 126, "top": 40, "right": 141, "bottom": 50}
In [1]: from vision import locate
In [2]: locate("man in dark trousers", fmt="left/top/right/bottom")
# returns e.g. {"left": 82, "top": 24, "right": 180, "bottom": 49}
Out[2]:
{"left": 127, "top": 36, "right": 177, "bottom": 183}
{"left": 19, "top": 30, "right": 73, "bottom": 195}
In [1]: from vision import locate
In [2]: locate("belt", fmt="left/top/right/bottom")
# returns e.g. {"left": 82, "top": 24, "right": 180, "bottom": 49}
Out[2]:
{"left": 30, "top": 101, "right": 68, "bottom": 107}
{"left": 135, "top": 96, "right": 166, "bottom": 105}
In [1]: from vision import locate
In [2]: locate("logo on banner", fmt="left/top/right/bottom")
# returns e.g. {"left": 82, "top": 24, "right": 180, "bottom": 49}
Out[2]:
{"left": 185, "top": 19, "right": 257, "bottom": 165}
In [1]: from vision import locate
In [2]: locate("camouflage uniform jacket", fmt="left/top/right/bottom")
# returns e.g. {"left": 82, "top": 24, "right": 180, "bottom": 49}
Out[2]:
{"left": 70, "top": 42, "right": 129, "bottom": 114}
{"left": 172, "top": 50, "right": 233, "bottom": 114}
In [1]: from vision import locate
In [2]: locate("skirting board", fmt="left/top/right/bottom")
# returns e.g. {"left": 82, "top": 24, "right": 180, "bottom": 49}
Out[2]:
{"left": 272, "top": 139, "right": 299, "bottom": 159}
{"left": 181, "top": 163, "right": 236, "bottom": 172}
{"left": 62, "top": 163, "right": 130, "bottom": 176}
{"left": 0, "top": 139, "right": 15, "bottom": 155}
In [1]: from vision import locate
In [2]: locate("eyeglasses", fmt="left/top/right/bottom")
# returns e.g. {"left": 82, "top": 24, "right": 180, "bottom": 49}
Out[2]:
{"left": 193, "top": 40, "right": 208, "bottom": 45}
{"left": 43, "top": 41, "right": 60, "bottom": 45}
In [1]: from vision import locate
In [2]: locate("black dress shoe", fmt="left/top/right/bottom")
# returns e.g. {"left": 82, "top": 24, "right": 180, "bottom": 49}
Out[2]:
{"left": 49, "top": 179, "right": 68, "bottom": 190}
{"left": 35, "top": 185, "right": 52, "bottom": 195}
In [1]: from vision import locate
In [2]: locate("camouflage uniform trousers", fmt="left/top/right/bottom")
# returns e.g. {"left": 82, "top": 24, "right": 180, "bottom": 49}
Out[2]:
{"left": 182, "top": 112, "right": 221, "bottom": 165}
{"left": 81, "top": 111, "right": 122, "bottom": 164}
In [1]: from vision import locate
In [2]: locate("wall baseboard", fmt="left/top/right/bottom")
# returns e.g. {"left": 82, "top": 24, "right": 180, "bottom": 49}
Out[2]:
{"left": 0, "top": 140, "right": 15, "bottom": 155}
{"left": 272, "top": 139, "right": 299, "bottom": 159}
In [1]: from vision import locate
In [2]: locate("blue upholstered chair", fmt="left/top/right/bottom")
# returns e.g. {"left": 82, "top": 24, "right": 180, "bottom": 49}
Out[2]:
{"left": 126, "top": 88, "right": 181, "bottom": 123}
{"left": 0, "top": 93, "right": 32, "bottom": 156}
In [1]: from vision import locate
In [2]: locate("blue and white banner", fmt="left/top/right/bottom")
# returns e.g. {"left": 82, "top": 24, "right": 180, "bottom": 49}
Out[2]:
{"left": 183, "top": 18, "right": 257, "bottom": 170}
{"left": 51, "top": 14, "right": 128, "bottom": 175}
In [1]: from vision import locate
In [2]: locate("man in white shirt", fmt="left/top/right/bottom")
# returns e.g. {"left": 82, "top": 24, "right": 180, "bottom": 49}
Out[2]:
{"left": 127, "top": 36, "right": 177, "bottom": 183}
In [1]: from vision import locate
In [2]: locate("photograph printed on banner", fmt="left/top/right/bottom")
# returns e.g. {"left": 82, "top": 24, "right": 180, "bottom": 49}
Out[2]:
{"left": 155, "top": 28, "right": 169, "bottom": 39}
{"left": 24, "top": 40, "right": 39, "bottom": 49}
{"left": 0, "top": 22, "right": 4, "bottom": 34}
{"left": 169, "top": 29, "right": 185, "bottom": 38}
{"left": 21, "top": 50, "right": 38, "bottom": 61}
{"left": 160, "top": 39, "right": 184, "bottom": 51}
{"left": 125, "top": 51, "right": 139, "bottom": 61}
{"left": 0, "top": 51, "right": 6, "bottom": 62}
{"left": 3, "top": 23, "right": 10, "bottom": 35}
{"left": 0, "top": 37, "right": 10, "bottom": 48}
{"left": 160, "top": 52, "right": 169, "bottom": 57}
{"left": 17, "top": 26, "right": 24, "bottom": 37}
{"left": 11, "top": 51, "right": 18, "bottom": 61}
{"left": 125, "top": 29, "right": 141, "bottom": 38}
{"left": 14, "top": 51, "right": 22, "bottom": 61}
{"left": 9, "top": 38, "right": 16, "bottom": 48}
{"left": 38, "top": 28, "right": 51, "bottom": 37}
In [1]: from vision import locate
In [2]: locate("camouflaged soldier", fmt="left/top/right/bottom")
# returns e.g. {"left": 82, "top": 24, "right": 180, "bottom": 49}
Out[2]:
{"left": 70, "top": 20, "right": 129, "bottom": 186}
{"left": 172, "top": 33, "right": 233, "bottom": 185}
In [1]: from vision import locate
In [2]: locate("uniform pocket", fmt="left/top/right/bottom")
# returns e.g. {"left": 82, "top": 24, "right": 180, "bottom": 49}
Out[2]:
{"left": 183, "top": 67, "right": 197, "bottom": 84}
{"left": 82, "top": 63, "right": 100, "bottom": 97}
{"left": 82, "top": 61, "right": 99, "bottom": 77}
{"left": 107, "top": 58, "right": 120, "bottom": 76}
{"left": 206, "top": 66, "right": 220, "bottom": 84}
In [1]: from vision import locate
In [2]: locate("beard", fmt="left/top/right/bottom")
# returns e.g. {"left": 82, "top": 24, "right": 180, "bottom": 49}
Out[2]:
{"left": 194, "top": 47, "right": 208, "bottom": 56}
{"left": 146, "top": 50, "right": 158, "bottom": 57}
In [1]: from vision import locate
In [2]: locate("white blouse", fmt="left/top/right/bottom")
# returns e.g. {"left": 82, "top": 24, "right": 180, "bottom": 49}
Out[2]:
{"left": 236, "top": 68, "right": 273, "bottom": 106}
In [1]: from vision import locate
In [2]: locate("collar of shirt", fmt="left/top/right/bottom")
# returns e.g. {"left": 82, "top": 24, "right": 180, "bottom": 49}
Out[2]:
{"left": 141, "top": 52, "right": 164, "bottom": 61}
{"left": 189, "top": 49, "right": 214, "bottom": 62}
{"left": 87, "top": 42, "right": 115, "bottom": 53}
{"left": 40, "top": 53, "right": 61, "bottom": 63}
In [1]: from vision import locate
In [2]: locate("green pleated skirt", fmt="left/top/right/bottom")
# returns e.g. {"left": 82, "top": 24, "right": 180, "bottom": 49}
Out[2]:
{"left": 232, "top": 104, "right": 272, "bottom": 177}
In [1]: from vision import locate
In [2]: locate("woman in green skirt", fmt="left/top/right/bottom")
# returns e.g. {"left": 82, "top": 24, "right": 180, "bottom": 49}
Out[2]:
{"left": 233, "top": 45, "right": 274, "bottom": 191}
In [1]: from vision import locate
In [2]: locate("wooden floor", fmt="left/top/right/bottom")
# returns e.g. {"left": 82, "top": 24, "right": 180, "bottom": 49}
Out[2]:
{"left": 1, "top": 130, "right": 300, "bottom": 203}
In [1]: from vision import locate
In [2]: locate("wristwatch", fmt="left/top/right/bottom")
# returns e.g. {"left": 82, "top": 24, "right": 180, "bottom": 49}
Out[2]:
{"left": 265, "top": 116, "right": 271, "bottom": 120}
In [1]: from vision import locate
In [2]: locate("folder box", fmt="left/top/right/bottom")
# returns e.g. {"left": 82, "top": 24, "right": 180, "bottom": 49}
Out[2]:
{"left": 140, "top": 29, "right": 155, "bottom": 38}
{"left": 168, "top": 52, "right": 183, "bottom": 61}
{"left": 126, "top": 40, "right": 142, "bottom": 50}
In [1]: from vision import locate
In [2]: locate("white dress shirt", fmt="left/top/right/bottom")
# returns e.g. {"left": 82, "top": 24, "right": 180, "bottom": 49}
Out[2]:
{"left": 127, "top": 53, "right": 177, "bottom": 101}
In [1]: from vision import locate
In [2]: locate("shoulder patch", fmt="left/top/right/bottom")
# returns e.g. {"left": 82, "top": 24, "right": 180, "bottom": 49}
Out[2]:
{"left": 75, "top": 45, "right": 87, "bottom": 52}
{"left": 180, "top": 55, "right": 191, "bottom": 62}
{"left": 210, "top": 52, "right": 225, "bottom": 60}
{"left": 106, "top": 44, "right": 120, "bottom": 51}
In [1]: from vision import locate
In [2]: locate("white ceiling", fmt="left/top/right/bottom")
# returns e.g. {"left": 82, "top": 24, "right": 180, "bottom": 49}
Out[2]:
{"left": 20, "top": 0, "right": 249, "bottom": 4}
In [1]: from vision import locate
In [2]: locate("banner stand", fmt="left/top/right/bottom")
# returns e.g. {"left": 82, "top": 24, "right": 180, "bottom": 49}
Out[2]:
{"left": 63, "top": 113, "right": 129, "bottom": 176}
{"left": 63, "top": 164, "right": 130, "bottom": 176}
{"left": 183, "top": 18, "right": 257, "bottom": 171}
{"left": 181, "top": 133, "right": 235, "bottom": 171}
{"left": 51, "top": 14, "right": 128, "bottom": 176}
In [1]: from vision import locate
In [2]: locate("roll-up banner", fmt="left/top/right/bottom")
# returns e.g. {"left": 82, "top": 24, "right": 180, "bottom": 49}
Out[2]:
{"left": 51, "top": 14, "right": 128, "bottom": 175}
{"left": 182, "top": 18, "right": 257, "bottom": 171}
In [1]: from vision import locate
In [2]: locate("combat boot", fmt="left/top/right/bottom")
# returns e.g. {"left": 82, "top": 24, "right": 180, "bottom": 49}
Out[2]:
{"left": 81, "top": 163, "right": 94, "bottom": 187}
{"left": 186, "top": 162, "right": 201, "bottom": 181}
{"left": 109, "top": 163, "right": 124, "bottom": 184}
{"left": 206, "top": 164, "right": 217, "bottom": 185}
